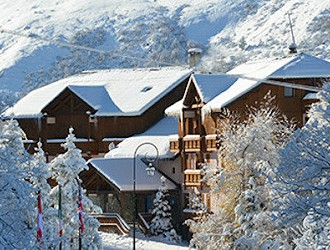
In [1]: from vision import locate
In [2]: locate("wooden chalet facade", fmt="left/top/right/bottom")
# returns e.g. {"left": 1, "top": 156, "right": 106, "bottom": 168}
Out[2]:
{"left": 166, "top": 53, "right": 330, "bottom": 211}
{"left": 3, "top": 67, "right": 192, "bottom": 157}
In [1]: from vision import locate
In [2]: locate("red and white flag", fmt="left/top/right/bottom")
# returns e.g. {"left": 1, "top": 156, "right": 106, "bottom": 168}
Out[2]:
{"left": 78, "top": 186, "right": 84, "bottom": 233}
{"left": 58, "top": 185, "right": 63, "bottom": 237}
{"left": 37, "top": 194, "right": 43, "bottom": 242}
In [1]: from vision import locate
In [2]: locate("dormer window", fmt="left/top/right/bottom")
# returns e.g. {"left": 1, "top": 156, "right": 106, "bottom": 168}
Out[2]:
{"left": 141, "top": 86, "right": 152, "bottom": 92}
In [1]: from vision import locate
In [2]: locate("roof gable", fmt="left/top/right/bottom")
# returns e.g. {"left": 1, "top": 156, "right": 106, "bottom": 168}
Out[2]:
{"left": 43, "top": 87, "right": 95, "bottom": 114}
{"left": 181, "top": 74, "right": 238, "bottom": 108}
{"left": 67, "top": 85, "right": 122, "bottom": 114}
{"left": 192, "top": 74, "right": 238, "bottom": 102}
{"left": 182, "top": 77, "right": 203, "bottom": 107}
{"left": 3, "top": 67, "right": 192, "bottom": 118}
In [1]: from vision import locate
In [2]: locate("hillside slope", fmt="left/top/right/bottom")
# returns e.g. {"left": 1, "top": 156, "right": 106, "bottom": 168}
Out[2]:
{"left": 0, "top": 0, "right": 329, "bottom": 111}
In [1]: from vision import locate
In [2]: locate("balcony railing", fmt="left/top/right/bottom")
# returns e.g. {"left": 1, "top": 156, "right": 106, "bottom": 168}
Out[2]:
{"left": 184, "top": 169, "right": 202, "bottom": 186}
{"left": 169, "top": 134, "right": 220, "bottom": 153}
{"left": 205, "top": 134, "right": 219, "bottom": 151}
{"left": 183, "top": 135, "right": 202, "bottom": 152}
{"left": 169, "top": 136, "right": 180, "bottom": 153}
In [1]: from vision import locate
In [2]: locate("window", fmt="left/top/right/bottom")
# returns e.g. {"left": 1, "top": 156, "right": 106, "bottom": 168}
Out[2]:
{"left": 184, "top": 110, "right": 195, "bottom": 118}
{"left": 186, "top": 153, "right": 197, "bottom": 170}
{"left": 145, "top": 195, "right": 153, "bottom": 213}
{"left": 284, "top": 87, "right": 294, "bottom": 97}
{"left": 141, "top": 86, "right": 152, "bottom": 92}
{"left": 46, "top": 117, "right": 56, "bottom": 124}
{"left": 172, "top": 167, "right": 176, "bottom": 174}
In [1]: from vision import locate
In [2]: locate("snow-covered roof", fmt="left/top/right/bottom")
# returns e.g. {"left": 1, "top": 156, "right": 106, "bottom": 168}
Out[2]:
{"left": 105, "top": 116, "right": 177, "bottom": 159}
{"left": 138, "top": 116, "right": 178, "bottom": 136}
{"left": 166, "top": 53, "right": 330, "bottom": 116}
{"left": 270, "top": 53, "right": 330, "bottom": 78}
{"left": 188, "top": 48, "right": 202, "bottom": 53}
{"left": 206, "top": 53, "right": 330, "bottom": 112}
{"left": 165, "top": 100, "right": 184, "bottom": 117}
{"left": 166, "top": 74, "right": 238, "bottom": 116}
{"left": 88, "top": 158, "right": 177, "bottom": 192}
{"left": 228, "top": 53, "right": 330, "bottom": 79}
{"left": 303, "top": 92, "right": 318, "bottom": 100}
{"left": 204, "top": 78, "right": 259, "bottom": 113}
{"left": 105, "top": 136, "right": 174, "bottom": 159}
{"left": 4, "top": 67, "right": 192, "bottom": 118}
{"left": 189, "top": 74, "right": 238, "bottom": 103}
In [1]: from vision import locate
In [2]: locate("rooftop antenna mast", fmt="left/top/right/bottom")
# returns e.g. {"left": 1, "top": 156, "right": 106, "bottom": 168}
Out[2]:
{"left": 287, "top": 12, "right": 297, "bottom": 54}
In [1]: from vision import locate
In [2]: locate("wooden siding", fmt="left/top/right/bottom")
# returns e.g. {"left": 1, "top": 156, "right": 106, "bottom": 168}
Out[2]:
{"left": 16, "top": 76, "right": 190, "bottom": 156}
{"left": 201, "top": 78, "right": 324, "bottom": 134}
{"left": 177, "top": 77, "right": 322, "bottom": 212}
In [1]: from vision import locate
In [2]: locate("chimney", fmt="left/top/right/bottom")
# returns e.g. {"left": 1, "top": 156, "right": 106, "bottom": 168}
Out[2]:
{"left": 289, "top": 43, "right": 297, "bottom": 54}
{"left": 188, "top": 48, "right": 202, "bottom": 68}
{"left": 287, "top": 13, "right": 298, "bottom": 54}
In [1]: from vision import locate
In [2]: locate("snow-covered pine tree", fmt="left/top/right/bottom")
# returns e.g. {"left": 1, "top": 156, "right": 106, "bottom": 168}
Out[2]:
{"left": 275, "top": 82, "right": 330, "bottom": 245}
{"left": 189, "top": 192, "right": 207, "bottom": 214}
{"left": 295, "top": 208, "right": 330, "bottom": 249}
{"left": 188, "top": 94, "right": 293, "bottom": 249}
{"left": 30, "top": 141, "right": 59, "bottom": 248}
{"left": 0, "top": 119, "right": 35, "bottom": 248}
{"left": 49, "top": 127, "right": 102, "bottom": 249}
{"left": 150, "top": 176, "right": 180, "bottom": 242}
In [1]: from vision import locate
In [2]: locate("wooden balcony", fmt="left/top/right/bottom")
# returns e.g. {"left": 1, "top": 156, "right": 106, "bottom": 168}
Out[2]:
{"left": 184, "top": 169, "right": 202, "bottom": 186}
{"left": 183, "top": 135, "right": 202, "bottom": 152}
{"left": 169, "top": 136, "right": 180, "bottom": 153}
{"left": 205, "top": 134, "right": 219, "bottom": 151}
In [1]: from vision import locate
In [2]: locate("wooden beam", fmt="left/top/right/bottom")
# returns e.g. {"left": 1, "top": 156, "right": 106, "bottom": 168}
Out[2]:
{"left": 121, "top": 192, "right": 125, "bottom": 219}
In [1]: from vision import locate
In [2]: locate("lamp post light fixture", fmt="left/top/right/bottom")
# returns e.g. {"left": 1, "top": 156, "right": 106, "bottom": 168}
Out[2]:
{"left": 133, "top": 142, "right": 159, "bottom": 250}
{"left": 145, "top": 162, "right": 155, "bottom": 176}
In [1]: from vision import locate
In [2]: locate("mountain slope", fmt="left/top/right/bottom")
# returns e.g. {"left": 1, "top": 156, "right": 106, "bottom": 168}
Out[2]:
{"left": 0, "top": 0, "right": 329, "bottom": 111}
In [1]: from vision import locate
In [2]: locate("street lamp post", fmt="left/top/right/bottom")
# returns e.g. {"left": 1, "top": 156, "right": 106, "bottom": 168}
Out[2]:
{"left": 133, "top": 142, "right": 159, "bottom": 250}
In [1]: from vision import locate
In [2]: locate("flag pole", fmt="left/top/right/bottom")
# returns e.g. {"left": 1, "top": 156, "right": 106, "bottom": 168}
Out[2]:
{"left": 77, "top": 179, "right": 84, "bottom": 250}
{"left": 37, "top": 192, "right": 44, "bottom": 244}
{"left": 58, "top": 185, "right": 63, "bottom": 250}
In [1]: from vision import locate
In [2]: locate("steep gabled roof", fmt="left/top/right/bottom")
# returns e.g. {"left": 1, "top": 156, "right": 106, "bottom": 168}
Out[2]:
{"left": 166, "top": 74, "right": 237, "bottom": 116}
{"left": 67, "top": 85, "right": 122, "bottom": 114}
{"left": 4, "top": 67, "right": 192, "bottom": 118}
{"left": 166, "top": 53, "right": 330, "bottom": 116}
{"left": 228, "top": 53, "right": 330, "bottom": 79}
{"left": 190, "top": 74, "right": 237, "bottom": 103}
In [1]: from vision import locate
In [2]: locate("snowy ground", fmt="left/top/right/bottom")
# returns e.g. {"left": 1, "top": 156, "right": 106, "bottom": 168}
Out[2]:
{"left": 100, "top": 231, "right": 191, "bottom": 250}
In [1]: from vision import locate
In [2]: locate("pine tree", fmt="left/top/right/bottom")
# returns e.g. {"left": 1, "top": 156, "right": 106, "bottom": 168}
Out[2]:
{"left": 49, "top": 127, "right": 102, "bottom": 249}
{"left": 150, "top": 176, "right": 180, "bottom": 242}
{"left": 0, "top": 119, "right": 35, "bottom": 248}
{"left": 188, "top": 95, "right": 293, "bottom": 249}
{"left": 30, "top": 141, "right": 59, "bottom": 248}
{"left": 276, "top": 82, "right": 330, "bottom": 224}
{"left": 295, "top": 208, "right": 330, "bottom": 249}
